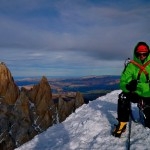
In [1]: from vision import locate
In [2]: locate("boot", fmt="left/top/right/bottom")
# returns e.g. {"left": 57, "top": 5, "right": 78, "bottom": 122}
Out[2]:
{"left": 112, "top": 122, "right": 127, "bottom": 138}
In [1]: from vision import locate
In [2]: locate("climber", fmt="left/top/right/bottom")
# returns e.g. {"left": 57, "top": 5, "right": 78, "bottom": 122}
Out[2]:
{"left": 112, "top": 41, "right": 150, "bottom": 137}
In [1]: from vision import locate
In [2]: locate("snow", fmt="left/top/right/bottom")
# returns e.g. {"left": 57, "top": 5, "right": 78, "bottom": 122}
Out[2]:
{"left": 15, "top": 90, "right": 150, "bottom": 150}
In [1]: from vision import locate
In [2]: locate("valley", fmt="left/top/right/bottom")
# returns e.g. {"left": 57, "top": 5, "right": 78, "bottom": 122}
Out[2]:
{"left": 15, "top": 75, "right": 120, "bottom": 103}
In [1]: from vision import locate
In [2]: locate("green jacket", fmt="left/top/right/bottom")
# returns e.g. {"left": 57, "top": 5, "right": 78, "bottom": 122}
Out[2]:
{"left": 120, "top": 50, "right": 150, "bottom": 97}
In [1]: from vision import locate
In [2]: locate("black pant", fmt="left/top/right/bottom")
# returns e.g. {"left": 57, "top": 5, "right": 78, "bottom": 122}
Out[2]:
{"left": 117, "top": 92, "right": 150, "bottom": 125}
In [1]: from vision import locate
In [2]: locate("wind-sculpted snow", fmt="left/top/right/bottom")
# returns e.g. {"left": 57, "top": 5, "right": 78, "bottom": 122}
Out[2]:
{"left": 16, "top": 90, "right": 150, "bottom": 150}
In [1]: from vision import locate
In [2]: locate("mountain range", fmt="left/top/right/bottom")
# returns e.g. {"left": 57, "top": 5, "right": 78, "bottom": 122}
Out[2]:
{"left": 15, "top": 75, "right": 120, "bottom": 103}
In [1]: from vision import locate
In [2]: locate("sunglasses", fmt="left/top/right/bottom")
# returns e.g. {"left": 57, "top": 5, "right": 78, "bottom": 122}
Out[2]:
{"left": 136, "top": 52, "right": 148, "bottom": 57}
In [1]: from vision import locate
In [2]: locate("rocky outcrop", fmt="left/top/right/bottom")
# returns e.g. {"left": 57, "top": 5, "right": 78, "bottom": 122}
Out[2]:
{"left": 12, "top": 76, "right": 56, "bottom": 147}
{"left": 0, "top": 62, "right": 19, "bottom": 104}
{"left": 75, "top": 92, "right": 85, "bottom": 109}
{"left": 0, "top": 62, "right": 85, "bottom": 149}
{"left": 24, "top": 76, "right": 56, "bottom": 130}
{"left": 54, "top": 92, "right": 84, "bottom": 122}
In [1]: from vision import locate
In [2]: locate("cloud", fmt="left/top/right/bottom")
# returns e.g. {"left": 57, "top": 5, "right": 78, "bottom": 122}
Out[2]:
{"left": 0, "top": 0, "right": 150, "bottom": 76}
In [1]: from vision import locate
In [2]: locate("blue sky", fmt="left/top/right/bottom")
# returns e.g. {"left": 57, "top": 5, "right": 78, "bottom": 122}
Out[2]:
{"left": 0, "top": 0, "right": 150, "bottom": 77}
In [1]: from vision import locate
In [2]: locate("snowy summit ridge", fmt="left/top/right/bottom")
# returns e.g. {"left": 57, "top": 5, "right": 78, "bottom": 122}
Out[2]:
{"left": 16, "top": 90, "right": 150, "bottom": 150}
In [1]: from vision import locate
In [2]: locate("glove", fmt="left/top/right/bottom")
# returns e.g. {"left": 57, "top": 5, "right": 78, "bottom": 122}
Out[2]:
{"left": 126, "top": 80, "right": 137, "bottom": 92}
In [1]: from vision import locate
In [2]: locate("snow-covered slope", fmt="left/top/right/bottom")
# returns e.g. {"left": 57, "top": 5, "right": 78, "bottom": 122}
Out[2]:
{"left": 15, "top": 90, "right": 150, "bottom": 150}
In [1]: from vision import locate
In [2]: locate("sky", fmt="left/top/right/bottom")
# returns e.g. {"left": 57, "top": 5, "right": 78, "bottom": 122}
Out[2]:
{"left": 0, "top": 0, "right": 150, "bottom": 77}
{"left": 15, "top": 90, "right": 150, "bottom": 150}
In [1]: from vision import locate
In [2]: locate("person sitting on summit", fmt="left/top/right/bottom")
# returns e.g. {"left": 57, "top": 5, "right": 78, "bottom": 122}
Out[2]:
{"left": 112, "top": 41, "right": 150, "bottom": 138}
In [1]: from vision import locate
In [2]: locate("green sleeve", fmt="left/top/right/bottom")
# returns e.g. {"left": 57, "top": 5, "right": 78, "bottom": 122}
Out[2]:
{"left": 119, "top": 64, "right": 135, "bottom": 93}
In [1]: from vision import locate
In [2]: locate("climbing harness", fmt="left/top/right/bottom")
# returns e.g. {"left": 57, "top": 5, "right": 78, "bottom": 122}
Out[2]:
{"left": 125, "top": 58, "right": 150, "bottom": 82}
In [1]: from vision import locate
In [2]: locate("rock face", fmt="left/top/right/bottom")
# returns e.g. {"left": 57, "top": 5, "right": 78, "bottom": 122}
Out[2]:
{"left": 24, "top": 76, "right": 56, "bottom": 130}
{"left": 56, "top": 92, "right": 84, "bottom": 122}
{"left": 0, "top": 62, "right": 19, "bottom": 104}
{"left": 0, "top": 62, "right": 85, "bottom": 149}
